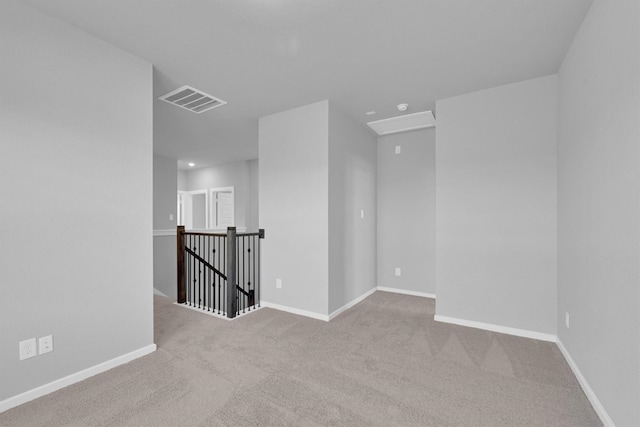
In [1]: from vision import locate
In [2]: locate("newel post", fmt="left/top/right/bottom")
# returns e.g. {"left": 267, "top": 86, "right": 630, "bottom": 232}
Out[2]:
{"left": 226, "top": 226, "right": 237, "bottom": 318}
{"left": 177, "top": 225, "right": 186, "bottom": 304}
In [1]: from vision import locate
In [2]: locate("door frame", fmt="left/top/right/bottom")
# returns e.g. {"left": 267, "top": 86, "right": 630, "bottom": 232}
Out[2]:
{"left": 209, "top": 186, "right": 235, "bottom": 228}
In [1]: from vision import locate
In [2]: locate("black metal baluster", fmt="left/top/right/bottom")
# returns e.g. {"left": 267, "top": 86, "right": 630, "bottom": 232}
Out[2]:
{"left": 185, "top": 235, "right": 189, "bottom": 306}
{"left": 213, "top": 236, "right": 220, "bottom": 312}
{"left": 236, "top": 237, "right": 242, "bottom": 314}
{"left": 198, "top": 236, "right": 201, "bottom": 309}
{"left": 214, "top": 236, "right": 217, "bottom": 312}
{"left": 249, "top": 236, "right": 256, "bottom": 309}
{"left": 195, "top": 235, "right": 198, "bottom": 308}
{"left": 192, "top": 236, "right": 196, "bottom": 308}
{"left": 239, "top": 235, "right": 242, "bottom": 313}
{"left": 246, "top": 237, "right": 250, "bottom": 311}
{"left": 246, "top": 236, "right": 251, "bottom": 311}
{"left": 223, "top": 235, "right": 226, "bottom": 315}
{"left": 258, "top": 232, "right": 261, "bottom": 307}
{"left": 208, "top": 236, "right": 212, "bottom": 311}
{"left": 213, "top": 236, "right": 217, "bottom": 312}
{"left": 187, "top": 235, "right": 192, "bottom": 306}
{"left": 195, "top": 238, "right": 198, "bottom": 309}
{"left": 189, "top": 235, "right": 192, "bottom": 306}
{"left": 188, "top": 235, "right": 191, "bottom": 306}
{"left": 246, "top": 236, "right": 250, "bottom": 311}
{"left": 202, "top": 237, "right": 205, "bottom": 310}
{"left": 236, "top": 235, "right": 239, "bottom": 314}
{"left": 205, "top": 235, "right": 209, "bottom": 311}
{"left": 244, "top": 236, "right": 248, "bottom": 312}
{"left": 200, "top": 235, "right": 204, "bottom": 310}
{"left": 205, "top": 236, "right": 208, "bottom": 311}
{"left": 220, "top": 235, "right": 222, "bottom": 314}
{"left": 241, "top": 236, "right": 245, "bottom": 313}
{"left": 200, "top": 236, "right": 203, "bottom": 309}
{"left": 216, "top": 236, "right": 220, "bottom": 314}
{"left": 216, "top": 237, "right": 222, "bottom": 314}
{"left": 253, "top": 236, "right": 260, "bottom": 308}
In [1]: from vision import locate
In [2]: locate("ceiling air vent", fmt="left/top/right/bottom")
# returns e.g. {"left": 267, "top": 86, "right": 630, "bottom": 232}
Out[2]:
{"left": 159, "top": 85, "right": 227, "bottom": 114}
{"left": 367, "top": 111, "right": 436, "bottom": 136}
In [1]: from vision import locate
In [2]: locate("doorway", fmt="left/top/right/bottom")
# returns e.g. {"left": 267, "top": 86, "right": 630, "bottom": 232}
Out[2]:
{"left": 210, "top": 187, "right": 234, "bottom": 228}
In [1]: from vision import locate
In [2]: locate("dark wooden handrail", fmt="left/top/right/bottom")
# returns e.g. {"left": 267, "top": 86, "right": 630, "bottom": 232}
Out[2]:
{"left": 182, "top": 231, "right": 228, "bottom": 237}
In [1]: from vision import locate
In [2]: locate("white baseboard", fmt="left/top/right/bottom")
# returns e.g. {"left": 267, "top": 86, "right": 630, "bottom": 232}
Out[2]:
{"left": 0, "top": 344, "right": 157, "bottom": 414}
{"left": 173, "top": 302, "right": 263, "bottom": 321}
{"left": 263, "top": 288, "right": 434, "bottom": 322}
{"left": 377, "top": 287, "right": 436, "bottom": 299}
{"left": 329, "top": 287, "right": 377, "bottom": 320}
{"left": 261, "top": 301, "right": 329, "bottom": 322}
{"left": 556, "top": 339, "right": 614, "bottom": 427}
{"left": 153, "top": 287, "right": 168, "bottom": 297}
{"left": 434, "top": 314, "right": 557, "bottom": 342}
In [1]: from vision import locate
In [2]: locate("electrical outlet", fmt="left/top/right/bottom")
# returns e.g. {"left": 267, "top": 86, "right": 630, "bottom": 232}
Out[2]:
{"left": 39, "top": 335, "right": 53, "bottom": 355}
{"left": 565, "top": 312, "right": 570, "bottom": 329}
{"left": 169, "top": 214, "right": 174, "bottom": 221}
{"left": 395, "top": 268, "right": 401, "bottom": 277}
{"left": 276, "top": 278, "right": 282, "bottom": 289}
{"left": 19, "top": 338, "right": 37, "bottom": 360}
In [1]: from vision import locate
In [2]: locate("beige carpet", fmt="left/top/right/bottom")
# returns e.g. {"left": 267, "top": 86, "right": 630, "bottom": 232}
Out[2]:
{"left": 1, "top": 292, "right": 600, "bottom": 426}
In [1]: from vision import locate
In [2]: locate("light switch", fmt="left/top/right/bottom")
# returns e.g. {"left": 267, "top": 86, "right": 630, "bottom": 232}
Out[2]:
{"left": 395, "top": 145, "right": 401, "bottom": 154}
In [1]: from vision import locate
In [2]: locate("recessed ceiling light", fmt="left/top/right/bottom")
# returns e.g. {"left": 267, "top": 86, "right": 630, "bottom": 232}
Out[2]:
{"left": 397, "top": 103, "right": 409, "bottom": 112}
{"left": 366, "top": 111, "right": 376, "bottom": 116}
{"left": 188, "top": 162, "right": 195, "bottom": 167}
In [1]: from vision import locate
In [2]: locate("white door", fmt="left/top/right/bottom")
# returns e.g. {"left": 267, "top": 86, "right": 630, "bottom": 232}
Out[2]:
{"left": 217, "top": 192, "right": 234, "bottom": 227}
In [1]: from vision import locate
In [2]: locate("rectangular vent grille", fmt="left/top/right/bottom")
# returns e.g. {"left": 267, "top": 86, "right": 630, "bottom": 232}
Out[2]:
{"left": 159, "top": 85, "right": 227, "bottom": 114}
{"left": 367, "top": 111, "right": 436, "bottom": 136}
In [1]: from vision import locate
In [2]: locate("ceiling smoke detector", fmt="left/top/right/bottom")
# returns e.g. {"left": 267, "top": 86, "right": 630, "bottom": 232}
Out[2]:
{"left": 159, "top": 85, "right": 227, "bottom": 114}
{"left": 397, "top": 103, "right": 409, "bottom": 112}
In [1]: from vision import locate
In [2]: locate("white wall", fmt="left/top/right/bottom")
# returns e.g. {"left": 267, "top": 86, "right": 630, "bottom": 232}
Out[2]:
{"left": 153, "top": 154, "right": 178, "bottom": 298}
{"left": 247, "top": 159, "right": 259, "bottom": 231}
{"left": 377, "top": 129, "right": 436, "bottom": 296}
{"left": 153, "top": 154, "right": 177, "bottom": 230}
{"left": 177, "top": 169, "right": 188, "bottom": 191}
{"left": 259, "top": 101, "right": 329, "bottom": 316}
{"left": 182, "top": 160, "right": 258, "bottom": 230}
{"left": 435, "top": 75, "right": 558, "bottom": 337}
{"left": 557, "top": 0, "right": 639, "bottom": 424}
{"left": 328, "top": 104, "right": 377, "bottom": 314}
{"left": 0, "top": 0, "right": 154, "bottom": 403}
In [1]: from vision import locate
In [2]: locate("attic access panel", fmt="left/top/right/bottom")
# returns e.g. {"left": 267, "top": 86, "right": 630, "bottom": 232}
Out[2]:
{"left": 367, "top": 111, "right": 436, "bottom": 136}
{"left": 159, "top": 85, "right": 227, "bottom": 114}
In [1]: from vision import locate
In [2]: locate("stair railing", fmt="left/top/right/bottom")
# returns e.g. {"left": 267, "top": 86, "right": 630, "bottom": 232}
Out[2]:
{"left": 177, "top": 226, "right": 264, "bottom": 318}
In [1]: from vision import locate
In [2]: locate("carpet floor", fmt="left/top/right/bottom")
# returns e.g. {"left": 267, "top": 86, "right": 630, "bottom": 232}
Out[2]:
{"left": 1, "top": 291, "right": 601, "bottom": 426}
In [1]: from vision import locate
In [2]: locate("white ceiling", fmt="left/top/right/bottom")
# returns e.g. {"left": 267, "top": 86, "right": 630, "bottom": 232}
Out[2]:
{"left": 24, "top": 0, "right": 592, "bottom": 169}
